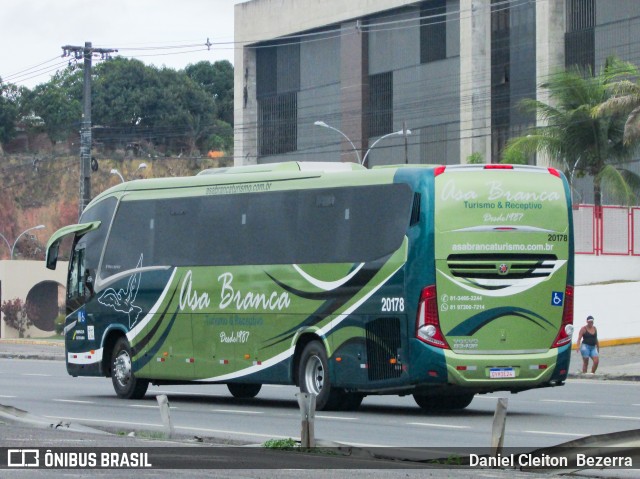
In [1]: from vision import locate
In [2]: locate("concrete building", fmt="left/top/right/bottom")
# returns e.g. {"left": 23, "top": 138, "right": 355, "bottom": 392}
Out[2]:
{"left": 234, "top": 0, "right": 640, "bottom": 202}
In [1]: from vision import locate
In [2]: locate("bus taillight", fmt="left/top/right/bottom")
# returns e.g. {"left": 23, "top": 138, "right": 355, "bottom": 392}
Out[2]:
{"left": 552, "top": 285, "right": 574, "bottom": 348}
{"left": 416, "top": 285, "right": 450, "bottom": 349}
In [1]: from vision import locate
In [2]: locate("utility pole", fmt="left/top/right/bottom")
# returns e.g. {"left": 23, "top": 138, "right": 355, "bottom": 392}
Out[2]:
{"left": 62, "top": 42, "right": 117, "bottom": 219}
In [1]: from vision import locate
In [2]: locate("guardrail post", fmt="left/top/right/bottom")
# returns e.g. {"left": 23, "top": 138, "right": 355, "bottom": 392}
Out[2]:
{"left": 491, "top": 397, "right": 508, "bottom": 457}
{"left": 156, "top": 394, "right": 174, "bottom": 439}
{"left": 296, "top": 392, "right": 316, "bottom": 448}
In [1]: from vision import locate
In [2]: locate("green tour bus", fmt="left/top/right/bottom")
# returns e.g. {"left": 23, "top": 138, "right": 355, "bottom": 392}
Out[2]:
{"left": 46, "top": 161, "right": 574, "bottom": 411}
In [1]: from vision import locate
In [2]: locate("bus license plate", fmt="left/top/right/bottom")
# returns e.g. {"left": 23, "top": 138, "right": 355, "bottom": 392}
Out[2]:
{"left": 489, "top": 368, "right": 515, "bottom": 379}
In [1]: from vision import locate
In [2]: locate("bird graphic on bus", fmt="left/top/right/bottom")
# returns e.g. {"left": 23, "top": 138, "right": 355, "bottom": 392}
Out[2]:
{"left": 98, "top": 254, "right": 143, "bottom": 329}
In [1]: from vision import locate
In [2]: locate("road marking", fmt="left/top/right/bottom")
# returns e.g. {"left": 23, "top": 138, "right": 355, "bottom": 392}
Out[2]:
{"left": 524, "top": 430, "right": 584, "bottom": 437}
{"left": 52, "top": 399, "right": 94, "bottom": 404}
{"left": 541, "top": 399, "right": 594, "bottom": 404}
{"left": 129, "top": 404, "right": 178, "bottom": 409}
{"left": 211, "top": 409, "right": 263, "bottom": 415}
{"left": 316, "top": 415, "right": 358, "bottom": 421}
{"left": 407, "top": 422, "right": 470, "bottom": 429}
{"left": 0, "top": 395, "right": 16, "bottom": 398}
{"left": 22, "top": 373, "right": 51, "bottom": 377}
{"left": 598, "top": 415, "right": 640, "bottom": 421}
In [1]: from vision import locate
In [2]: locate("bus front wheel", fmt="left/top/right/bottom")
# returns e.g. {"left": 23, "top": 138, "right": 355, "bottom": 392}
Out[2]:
{"left": 413, "top": 393, "right": 474, "bottom": 411}
{"left": 227, "top": 383, "right": 262, "bottom": 398}
{"left": 298, "top": 341, "right": 344, "bottom": 410}
{"left": 111, "top": 337, "right": 149, "bottom": 399}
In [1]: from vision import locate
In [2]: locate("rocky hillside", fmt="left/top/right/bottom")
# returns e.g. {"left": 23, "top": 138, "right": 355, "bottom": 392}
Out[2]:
{"left": 0, "top": 152, "right": 232, "bottom": 260}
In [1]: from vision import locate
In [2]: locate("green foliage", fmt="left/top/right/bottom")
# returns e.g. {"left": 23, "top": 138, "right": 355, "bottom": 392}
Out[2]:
{"left": 466, "top": 152, "right": 484, "bottom": 164}
{"left": 1, "top": 298, "right": 33, "bottom": 338}
{"left": 0, "top": 79, "right": 19, "bottom": 144}
{"left": 89, "top": 58, "right": 227, "bottom": 155}
{"left": 503, "top": 57, "right": 640, "bottom": 206}
{"left": 185, "top": 60, "right": 234, "bottom": 126}
{"left": 2, "top": 58, "right": 234, "bottom": 157}
{"left": 21, "top": 66, "right": 83, "bottom": 142}
{"left": 263, "top": 438, "right": 297, "bottom": 449}
{"left": 204, "top": 120, "right": 234, "bottom": 153}
{"left": 500, "top": 148, "right": 529, "bottom": 165}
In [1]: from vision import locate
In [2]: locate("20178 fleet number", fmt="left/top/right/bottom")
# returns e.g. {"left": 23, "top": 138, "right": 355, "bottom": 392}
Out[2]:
{"left": 382, "top": 297, "right": 405, "bottom": 312}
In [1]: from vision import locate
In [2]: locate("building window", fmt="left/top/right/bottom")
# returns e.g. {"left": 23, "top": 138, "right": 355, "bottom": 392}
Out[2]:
{"left": 368, "top": 72, "right": 393, "bottom": 138}
{"left": 256, "top": 42, "right": 300, "bottom": 157}
{"left": 420, "top": 0, "right": 447, "bottom": 63}
{"left": 258, "top": 92, "right": 297, "bottom": 156}
{"left": 491, "top": 0, "right": 510, "bottom": 163}
{"left": 565, "top": 0, "right": 595, "bottom": 73}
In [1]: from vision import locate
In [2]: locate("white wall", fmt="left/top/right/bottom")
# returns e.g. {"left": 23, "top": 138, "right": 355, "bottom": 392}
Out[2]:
{"left": 0, "top": 260, "right": 68, "bottom": 339}
{"left": 575, "top": 255, "right": 640, "bottom": 285}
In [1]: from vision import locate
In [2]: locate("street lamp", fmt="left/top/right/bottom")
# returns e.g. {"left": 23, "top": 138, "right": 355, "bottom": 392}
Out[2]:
{"left": 361, "top": 128, "right": 411, "bottom": 168}
{"left": 110, "top": 168, "right": 125, "bottom": 183}
{"left": 110, "top": 163, "right": 147, "bottom": 183}
{"left": 314, "top": 121, "right": 362, "bottom": 164}
{"left": 11, "top": 225, "right": 45, "bottom": 260}
{"left": 314, "top": 121, "right": 411, "bottom": 167}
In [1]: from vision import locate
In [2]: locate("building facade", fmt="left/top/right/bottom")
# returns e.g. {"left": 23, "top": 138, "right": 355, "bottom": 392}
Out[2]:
{"left": 234, "top": 0, "right": 640, "bottom": 187}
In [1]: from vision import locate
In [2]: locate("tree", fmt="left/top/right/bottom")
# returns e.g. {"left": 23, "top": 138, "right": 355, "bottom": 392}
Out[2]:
{"left": 0, "top": 78, "right": 19, "bottom": 145}
{"left": 185, "top": 60, "right": 234, "bottom": 126}
{"left": 91, "top": 58, "right": 218, "bottom": 155}
{"left": 1, "top": 298, "right": 33, "bottom": 338}
{"left": 22, "top": 66, "right": 83, "bottom": 143}
{"left": 503, "top": 58, "right": 640, "bottom": 208}
{"left": 595, "top": 61, "right": 640, "bottom": 146}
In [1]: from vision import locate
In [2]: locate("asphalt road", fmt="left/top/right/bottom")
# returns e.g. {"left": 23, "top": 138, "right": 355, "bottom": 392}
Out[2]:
{"left": 2, "top": 353, "right": 640, "bottom": 477}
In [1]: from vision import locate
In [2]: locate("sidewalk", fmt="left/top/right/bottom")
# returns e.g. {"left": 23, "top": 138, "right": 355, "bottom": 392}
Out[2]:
{"left": 1, "top": 338, "right": 639, "bottom": 380}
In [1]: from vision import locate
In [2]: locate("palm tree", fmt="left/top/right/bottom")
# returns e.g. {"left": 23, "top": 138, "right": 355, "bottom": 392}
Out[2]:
{"left": 503, "top": 58, "right": 640, "bottom": 208}
{"left": 595, "top": 60, "right": 640, "bottom": 146}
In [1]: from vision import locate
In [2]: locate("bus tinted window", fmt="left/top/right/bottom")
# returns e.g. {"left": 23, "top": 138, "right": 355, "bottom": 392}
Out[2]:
{"left": 78, "top": 196, "right": 118, "bottom": 272}
{"left": 100, "top": 184, "right": 412, "bottom": 276}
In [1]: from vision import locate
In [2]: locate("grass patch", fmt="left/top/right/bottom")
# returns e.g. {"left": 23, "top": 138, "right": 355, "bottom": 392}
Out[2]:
{"left": 263, "top": 438, "right": 298, "bottom": 449}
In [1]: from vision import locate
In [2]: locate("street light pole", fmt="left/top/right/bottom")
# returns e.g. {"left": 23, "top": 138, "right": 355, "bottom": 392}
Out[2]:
{"left": 110, "top": 163, "right": 147, "bottom": 183}
{"left": 314, "top": 120, "right": 411, "bottom": 168}
{"left": 314, "top": 121, "right": 362, "bottom": 164}
{"left": 110, "top": 169, "right": 125, "bottom": 183}
{"left": 361, "top": 129, "right": 411, "bottom": 168}
{"left": 11, "top": 225, "right": 45, "bottom": 260}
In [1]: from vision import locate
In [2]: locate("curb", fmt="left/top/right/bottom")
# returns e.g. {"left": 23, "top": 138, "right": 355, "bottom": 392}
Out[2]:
{"left": 567, "top": 372, "right": 640, "bottom": 381}
{"left": 0, "top": 339, "right": 63, "bottom": 347}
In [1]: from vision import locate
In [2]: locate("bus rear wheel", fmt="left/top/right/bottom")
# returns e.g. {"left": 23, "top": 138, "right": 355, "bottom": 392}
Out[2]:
{"left": 227, "top": 383, "right": 262, "bottom": 398}
{"left": 298, "top": 341, "right": 344, "bottom": 410}
{"left": 111, "top": 337, "right": 149, "bottom": 399}
{"left": 413, "top": 393, "right": 474, "bottom": 411}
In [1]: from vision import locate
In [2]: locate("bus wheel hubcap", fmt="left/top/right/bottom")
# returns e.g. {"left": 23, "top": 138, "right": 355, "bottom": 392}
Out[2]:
{"left": 304, "top": 355, "right": 324, "bottom": 394}
{"left": 114, "top": 351, "right": 132, "bottom": 387}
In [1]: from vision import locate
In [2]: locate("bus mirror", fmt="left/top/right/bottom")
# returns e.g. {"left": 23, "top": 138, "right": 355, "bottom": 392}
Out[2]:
{"left": 45, "top": 221, "right": 102, "bottom": 271}
{"left": 46, "top": 242, "right": 60, "bottom": 270}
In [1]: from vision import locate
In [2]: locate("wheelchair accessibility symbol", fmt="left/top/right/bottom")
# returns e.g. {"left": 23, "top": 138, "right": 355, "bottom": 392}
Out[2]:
{"left": 551, "top": 291, "right": 564, "bottom": 307}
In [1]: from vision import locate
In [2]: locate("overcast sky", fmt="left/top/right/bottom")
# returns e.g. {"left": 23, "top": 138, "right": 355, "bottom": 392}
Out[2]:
{"left": 0, "top": 0, "right": 246, "bottom": 89}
